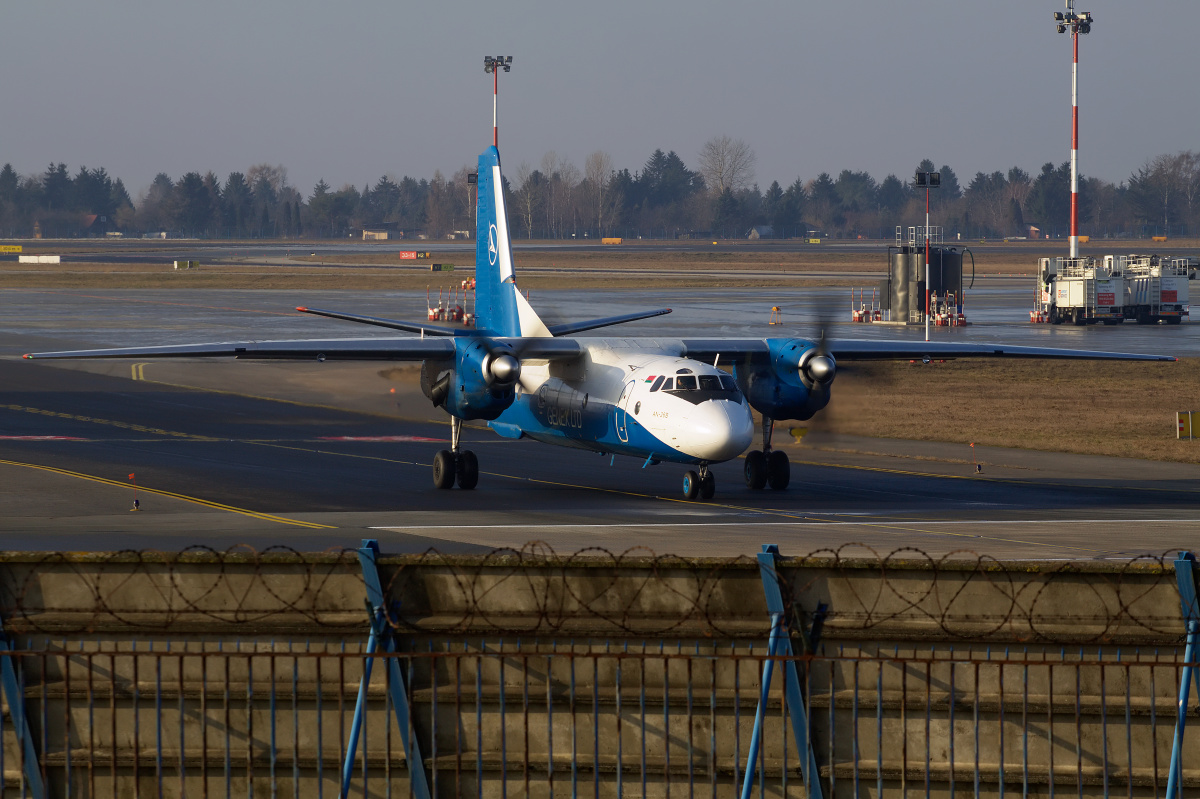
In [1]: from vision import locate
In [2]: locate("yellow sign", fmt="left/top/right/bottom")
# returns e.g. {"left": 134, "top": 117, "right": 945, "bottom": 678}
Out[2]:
{"left": 0, "top": 245, "right": 22, "bottom": 253}
{"left": 808, "top": 238, "right": 821, "bottom": 244}
{"left": 1179, "top": 411, "right": 1195, "bottom": 440}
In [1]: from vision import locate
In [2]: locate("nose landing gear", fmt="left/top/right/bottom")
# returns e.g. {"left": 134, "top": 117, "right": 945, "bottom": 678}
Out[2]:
{"left": 433, "top": 416, "right": 479, "bottom": 490}
{"left": 682, "top": 463, "right": 716, "bottom": 500}
{"left": 745, "top": 415, "right": 790, "bottom": 490}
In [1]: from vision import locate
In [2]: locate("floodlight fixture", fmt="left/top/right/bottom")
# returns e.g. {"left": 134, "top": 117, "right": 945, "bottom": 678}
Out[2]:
{"left": 484, "top": 56, "right": 513, "bottom": 74}
{"left": 914, "top": 171, "right": 941, "bottom": 189}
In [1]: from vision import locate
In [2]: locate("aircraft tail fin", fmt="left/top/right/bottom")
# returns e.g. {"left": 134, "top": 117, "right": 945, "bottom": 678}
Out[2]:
{"left": 475, "top": 147, "right": 550, "bottom": 338}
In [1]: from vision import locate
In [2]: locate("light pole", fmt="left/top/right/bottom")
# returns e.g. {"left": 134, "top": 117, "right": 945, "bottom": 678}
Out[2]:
{"left": 1054, "top": 1, "right": 1093, "bottom": 259}
{"left": 915, "top": 170, "right": 940, "bottom": 342}
{"left": 483, "top": 56, "right": 512, "bottom": 148}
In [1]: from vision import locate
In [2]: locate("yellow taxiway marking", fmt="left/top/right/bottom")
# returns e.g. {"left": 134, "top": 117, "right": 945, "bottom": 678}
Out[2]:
{"left": 131, "top": 362, "right": 147, "bottom": 381}
{"left": 0, "top": 459, "right": 334, "bottom": 529}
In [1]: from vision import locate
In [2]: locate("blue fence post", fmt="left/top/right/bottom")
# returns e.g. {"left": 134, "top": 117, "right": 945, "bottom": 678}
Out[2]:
{"left": 0, "top": 618, "right": 45, "bottom": 798}
{"left": 1167, "top": 551, "right": 1200, "bottom": 798}
{"left": 739, "top": 545, "right": 825, "bottom": 799}
{"left": 339, "top": 539, "right": 431, "bottom": 799}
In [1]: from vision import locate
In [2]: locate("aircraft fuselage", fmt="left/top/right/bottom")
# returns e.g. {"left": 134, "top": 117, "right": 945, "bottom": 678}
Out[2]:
{"left": 490, "top": 339, "right": 754, "bottom": 466}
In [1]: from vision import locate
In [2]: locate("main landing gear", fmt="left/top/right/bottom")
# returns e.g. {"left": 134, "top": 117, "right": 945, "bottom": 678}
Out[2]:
{"left": 433, "top": 416, "right": 479, "bottom": 490}
{"left": 744, "top": 415, "right": 790, "bottom": 491}
{"left": 682, "top": 463, "right": 716, "bottom": 500}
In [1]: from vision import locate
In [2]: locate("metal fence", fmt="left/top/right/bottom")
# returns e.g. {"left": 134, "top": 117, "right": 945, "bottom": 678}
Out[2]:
{"left": 0, "top": 543, "right": 1196, "bottom": 797}
{"left": 0, "top": 637, "right": 1196, "bottom": 798}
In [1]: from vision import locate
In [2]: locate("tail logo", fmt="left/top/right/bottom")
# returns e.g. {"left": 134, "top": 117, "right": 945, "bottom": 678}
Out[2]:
{"left": 488, "top": 224, "right": 499, "bottom": 266}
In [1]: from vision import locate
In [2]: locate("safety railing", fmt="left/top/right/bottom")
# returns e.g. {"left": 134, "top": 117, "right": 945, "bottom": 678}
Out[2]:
{"left": 0, "top": 638, "right": 1195, "bottom": 797}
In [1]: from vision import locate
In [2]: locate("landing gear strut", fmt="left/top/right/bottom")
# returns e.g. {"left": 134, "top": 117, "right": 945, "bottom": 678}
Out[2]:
{"left": 682, "top": 463, "right": 716, "bottom": 500}
{"left": 433, "top": 416, "right": 479, "bottom": 490}
{"left": 745, "top": 415, "right": 789, "bottom": 491}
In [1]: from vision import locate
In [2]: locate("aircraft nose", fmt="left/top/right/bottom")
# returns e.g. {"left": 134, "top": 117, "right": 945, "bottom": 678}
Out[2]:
{"left": 684, "top": 400, "right": 754, "bottom": 462}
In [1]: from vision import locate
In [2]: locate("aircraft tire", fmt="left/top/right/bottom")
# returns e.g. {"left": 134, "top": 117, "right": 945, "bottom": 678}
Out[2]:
{"left": 744, "top": 451, "right": 767, "bottom": 490}
{"left": 700, "top": 471, "right": 715, "bottom": 499}
{"left": 682, "top": 470, "right": 701, "bottom": 500}
{"left": 432, "top": 450, "right": 456, "bottom": 489}
{"left": 456, "top": 450, "right": 479, "bottom": 490}
{"left": 766, "top": 450, "right": 790, "bottom": 490}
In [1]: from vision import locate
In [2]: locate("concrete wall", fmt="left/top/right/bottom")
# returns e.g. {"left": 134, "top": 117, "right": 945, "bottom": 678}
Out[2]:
{"left": 0, "top": 548, "right": 1190, "bottom": 796}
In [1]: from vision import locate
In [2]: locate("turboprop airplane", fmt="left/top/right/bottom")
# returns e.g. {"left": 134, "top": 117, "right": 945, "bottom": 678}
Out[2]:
{"left": 26, "top": 145, "right": 1175, "bottom": 499}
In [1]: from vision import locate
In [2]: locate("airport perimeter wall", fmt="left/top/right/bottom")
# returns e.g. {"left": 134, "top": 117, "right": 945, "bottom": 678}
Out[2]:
{"left": 0, "top": 543, "right": 1193, "bottom": 797}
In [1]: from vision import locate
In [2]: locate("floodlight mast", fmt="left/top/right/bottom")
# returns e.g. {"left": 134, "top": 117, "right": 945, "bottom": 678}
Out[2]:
{"left": 916, "top": 171, "right": 940, "bottom": 342}
{"left": 484, "top": 56, "right": 512, "bottom": 148}
{"left": 1055, "top": 1, "right": 1093, "bottom": 258}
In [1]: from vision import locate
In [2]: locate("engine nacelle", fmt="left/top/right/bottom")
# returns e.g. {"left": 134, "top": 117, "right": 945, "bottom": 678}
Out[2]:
{"left": 420, "top": 338, "right": 521, "bottom": 421}
{"left": 734, "top": 338, "right": 836, "bottom": 421}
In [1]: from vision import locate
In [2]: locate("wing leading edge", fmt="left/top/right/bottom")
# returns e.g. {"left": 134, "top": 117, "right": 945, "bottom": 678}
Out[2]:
{"left": 23, "top": 336, "right": 586, "bottom": 362}
{"left": 678, "top": 338, "right": 1175, "bottom": 362}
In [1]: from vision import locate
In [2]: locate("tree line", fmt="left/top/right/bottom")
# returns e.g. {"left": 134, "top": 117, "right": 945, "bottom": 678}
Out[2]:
{"left": 0, "top": 141, "right": 1196, "bottom": 240}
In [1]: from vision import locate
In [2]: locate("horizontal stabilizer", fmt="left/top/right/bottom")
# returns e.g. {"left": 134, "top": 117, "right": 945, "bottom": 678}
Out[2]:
{"left": 547, "top": 308, "right": 672, "bottom": 337}
{"left": 296, "top": 307, "right": 472, "bottom": 336}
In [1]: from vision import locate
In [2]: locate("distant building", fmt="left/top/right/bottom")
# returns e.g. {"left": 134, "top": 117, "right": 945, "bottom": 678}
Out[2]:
{"left": 1029, "top": 226, "right": 1041, "bottom": 239}
{"left": 363, "top": 229, "right": 389, "bottom": 241}
{"left": 747, "top": 226, "right": 774, "bottom": 240}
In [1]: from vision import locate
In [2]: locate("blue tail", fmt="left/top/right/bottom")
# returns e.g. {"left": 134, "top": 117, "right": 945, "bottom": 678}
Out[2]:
{"left": 475, "top": 147, "right": 550, "bottom": 338}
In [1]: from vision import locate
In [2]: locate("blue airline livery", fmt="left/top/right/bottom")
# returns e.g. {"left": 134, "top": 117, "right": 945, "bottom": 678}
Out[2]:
{"left": 26, "top": 144, "right": 1176, "bottom": 499}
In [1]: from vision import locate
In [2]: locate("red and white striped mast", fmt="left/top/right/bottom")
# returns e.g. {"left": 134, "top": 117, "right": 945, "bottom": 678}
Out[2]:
{"left": 484, "top": 56, "right": 512, "bottom": 148}
{"left": 1055, "top": 2, "right": 1093, "bottom": 259}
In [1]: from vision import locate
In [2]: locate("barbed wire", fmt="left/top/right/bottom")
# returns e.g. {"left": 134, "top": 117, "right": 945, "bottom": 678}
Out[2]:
{"left": 0, "top": 543, "right": 1190, "bottom": 644}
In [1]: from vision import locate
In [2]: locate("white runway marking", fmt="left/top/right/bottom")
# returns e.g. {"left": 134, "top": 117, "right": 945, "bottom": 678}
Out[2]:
{"left": 372, "top": 518, "right": 1200, "bottom": 530}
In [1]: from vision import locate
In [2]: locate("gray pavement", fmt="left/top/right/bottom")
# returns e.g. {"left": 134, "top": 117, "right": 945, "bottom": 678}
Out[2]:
{"left": 1, "top": 284, "right": 1197, "bottom": 559}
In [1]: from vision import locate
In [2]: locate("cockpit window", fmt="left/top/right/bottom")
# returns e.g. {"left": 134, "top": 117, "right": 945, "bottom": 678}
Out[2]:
{"left": 650, "top": 375, "right": 665, "bottom": 392}
{"left": 661, "top": 377, "right": 673, "bottom": 391}
{"left": 664, "top": 371, "right": 742, "bottom": 405}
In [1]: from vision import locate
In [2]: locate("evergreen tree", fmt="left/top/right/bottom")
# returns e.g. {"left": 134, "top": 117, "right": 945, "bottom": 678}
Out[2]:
{"left": 223, "top": 172, "right": 252, "bottom": 236}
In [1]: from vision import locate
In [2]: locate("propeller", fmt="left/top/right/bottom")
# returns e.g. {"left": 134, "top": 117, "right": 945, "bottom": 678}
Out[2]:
{"left": 798, "top": 299, "right": 837, "bottom": 389}
{"left": 483, "top": 349, "right": 521, "bottom": 387}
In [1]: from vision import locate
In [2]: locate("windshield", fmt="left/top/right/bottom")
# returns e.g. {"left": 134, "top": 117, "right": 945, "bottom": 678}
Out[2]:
{"left": 664, "top": 372, "right": 742, "bottom": 404}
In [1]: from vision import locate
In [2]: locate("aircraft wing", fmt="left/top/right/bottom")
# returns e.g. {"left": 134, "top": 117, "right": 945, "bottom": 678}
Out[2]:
{"left": 24, "top": 338, "right": 458, "bottom": 361}
{"left": 678, "top": 338, "right": 1175, "bottom": 362}
{"left": 23, "top": 336, "right": 585, "bottom": 362}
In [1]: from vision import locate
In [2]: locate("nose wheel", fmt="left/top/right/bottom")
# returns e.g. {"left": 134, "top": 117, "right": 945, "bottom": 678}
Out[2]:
{"left": 433, "top": 416, "right": 479, "bottom": 490}
{"left": 745, "top": 416, "right": 789, "bottom": 490}
{"left": 683, "top": 464, "right": 716, "bottom": 500}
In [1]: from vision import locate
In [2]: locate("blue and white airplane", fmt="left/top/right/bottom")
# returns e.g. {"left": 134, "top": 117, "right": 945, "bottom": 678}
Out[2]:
{"left": 27, "top": 145, "right": 1175, "bottom": 499}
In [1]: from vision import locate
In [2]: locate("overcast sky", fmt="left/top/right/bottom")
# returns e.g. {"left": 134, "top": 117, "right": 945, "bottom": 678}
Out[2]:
{"left": 2, "top": 1, "right": 1196, "bottom": 199}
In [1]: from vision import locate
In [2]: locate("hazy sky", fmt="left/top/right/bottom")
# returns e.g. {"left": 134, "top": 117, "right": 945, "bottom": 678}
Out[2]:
{"left": 2, "top": 1, "right": 1196, "bottom": 199}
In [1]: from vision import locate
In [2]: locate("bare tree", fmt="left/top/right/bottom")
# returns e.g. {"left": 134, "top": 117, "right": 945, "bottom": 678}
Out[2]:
{"left": 1179, "top": 151, "right": 1200, "bottom": 232}
{"left": 245, "top": 164, "right": 289, "bottom": 195}
{"left": 698, "top": 135, "right": 756, "bottom": 195}
{"left": 452, "top": 165, "right": 475, "bottom": 236}
{"left": 425, "top": 170, "right": 452, "bottom": 239}
{"left": 513, "top": 162, "right": 541, "bottom": 239}
{"left": 584, "top": 150, "right": 615, "bottom": 236}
